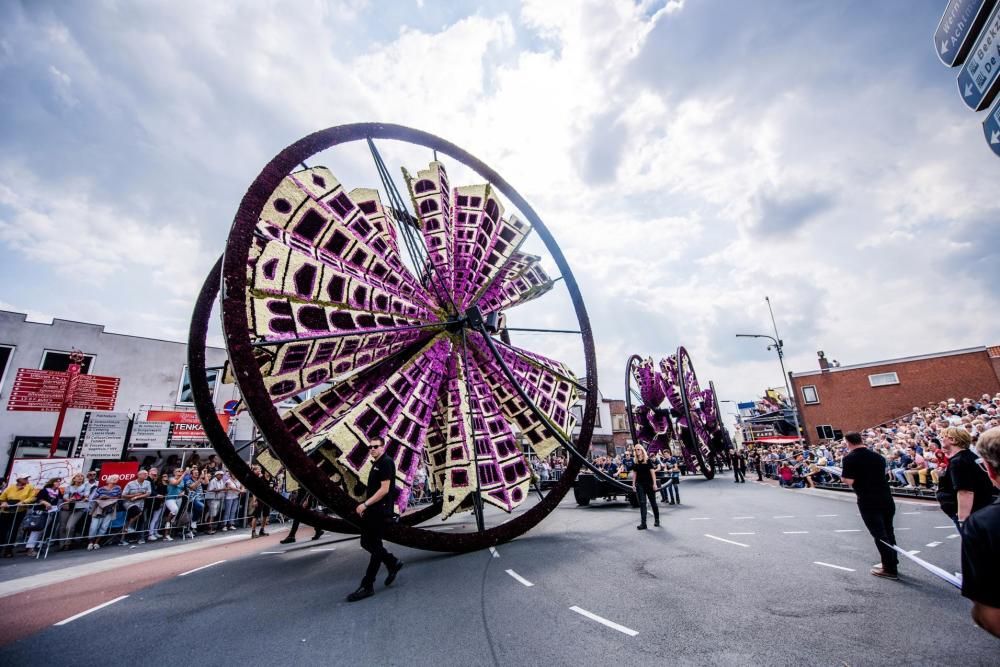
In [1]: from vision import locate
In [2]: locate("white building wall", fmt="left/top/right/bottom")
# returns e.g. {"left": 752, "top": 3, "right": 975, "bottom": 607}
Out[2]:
{"left": 0, "top": 311, "right": 253, "bottom": 472}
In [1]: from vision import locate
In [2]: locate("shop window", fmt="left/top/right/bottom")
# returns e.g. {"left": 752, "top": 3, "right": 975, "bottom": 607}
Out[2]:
{"left": 177, "top": 365, "right": 219, "bottom": 405}
{"left": 40, "top": 349, "right": 94, "bottom": 373}
{"left": 868, "top": 372, "right": 899, "bottom": 387}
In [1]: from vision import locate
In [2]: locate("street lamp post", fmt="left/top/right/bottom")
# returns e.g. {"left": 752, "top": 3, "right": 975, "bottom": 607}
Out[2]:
{"left": 735, "top": 332, "right": 803, "bottom": 443}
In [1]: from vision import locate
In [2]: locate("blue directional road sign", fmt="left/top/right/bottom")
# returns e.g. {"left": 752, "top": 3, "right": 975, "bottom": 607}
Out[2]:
{"left": 935, "top": 0, "right": 996, "bottom": 67}
{"left": 957, "top": 1, "right": 1000, "bottom": 110}
{"left": 983, "top": 94, "right": 1000, "bottom": 157}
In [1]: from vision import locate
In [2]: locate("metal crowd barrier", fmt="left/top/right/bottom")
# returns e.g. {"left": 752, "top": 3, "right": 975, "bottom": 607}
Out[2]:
{"left": 0, "top": 492, "right": 264, "bottom": 560}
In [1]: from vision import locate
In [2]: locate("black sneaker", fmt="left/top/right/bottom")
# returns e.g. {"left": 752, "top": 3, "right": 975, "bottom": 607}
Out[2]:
{"left": 279, "top": 536, "right": 296, "bottom": 545}
{"left": 385, "top": 560, "right": 403, "bottom": 586}
{"left": 637, "top": 524, "right": 647, "bottom": 530}
{"left": 346, "top": 586, "right": 374, "bottom": 602}
{"left": 654, "top": 520, "right": 660, "bottom": 527}
{"left": 311, "top": 530, "right": 324, "bottom": 541}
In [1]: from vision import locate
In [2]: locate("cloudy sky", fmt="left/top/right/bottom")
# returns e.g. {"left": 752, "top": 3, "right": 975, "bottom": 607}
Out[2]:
{"left": 1, "top": 0, "right": 997, "bottom": 421}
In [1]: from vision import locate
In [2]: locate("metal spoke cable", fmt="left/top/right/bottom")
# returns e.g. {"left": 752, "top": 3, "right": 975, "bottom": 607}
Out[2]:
{"left": 367, "top": 138, "right": 458, "bottom": 315}
{"left": 471, "top": 322, "right": 631, "bottom": 492}
{"left": 251, "top": 321, "right": 445, "bottom": 348}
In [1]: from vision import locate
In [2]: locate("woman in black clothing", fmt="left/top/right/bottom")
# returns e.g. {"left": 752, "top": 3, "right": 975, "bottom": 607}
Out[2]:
{"left": 632, "top": 445, "right": 660, "bottom": 530}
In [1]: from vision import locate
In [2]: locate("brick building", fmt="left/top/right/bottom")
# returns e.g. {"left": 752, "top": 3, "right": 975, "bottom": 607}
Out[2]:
{"left": 789, "top": 346, "right": 1000, "bottom": 444}
{"left": 608, "top": 399, "right": 631, "bottom": 453}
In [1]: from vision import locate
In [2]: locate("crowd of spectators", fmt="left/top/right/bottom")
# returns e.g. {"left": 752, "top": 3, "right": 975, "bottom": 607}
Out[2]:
{"left": 0, "top": 454, "right": 271, "bottom": 559}
{"left": 746, "top": 393, "right": 1000, "bottom": 492}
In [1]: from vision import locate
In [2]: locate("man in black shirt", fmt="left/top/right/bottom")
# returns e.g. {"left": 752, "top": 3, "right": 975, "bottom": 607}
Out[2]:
{"left": 347, "top": 437, "right": 403, "bottom": 602}
{"left": 840, "top": 432, "right": 899, "bottom": 580}
{"left": 960, "top": 426, "right": 1000, "bottom": 638}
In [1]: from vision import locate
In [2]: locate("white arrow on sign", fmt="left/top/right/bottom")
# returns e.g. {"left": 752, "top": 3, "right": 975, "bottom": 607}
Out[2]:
{"left": 941, "top": 38, "right": 950, "bottom": 55}
{"left": 965, "top": 82, "right": 974, "bottom": 97}
{"left": 992, "top": 130, "right": 1000, "bottom": 144}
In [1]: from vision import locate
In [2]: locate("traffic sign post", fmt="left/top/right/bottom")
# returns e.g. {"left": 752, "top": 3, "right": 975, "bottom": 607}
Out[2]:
{"left": 935, "top": 0, "right": 996, "bottom": 67}
{"left": 957, "top": 1, "right": 1000, "bottom": 110}
{"left": 984, "top": 93, "right": 1000, "bottom": 156}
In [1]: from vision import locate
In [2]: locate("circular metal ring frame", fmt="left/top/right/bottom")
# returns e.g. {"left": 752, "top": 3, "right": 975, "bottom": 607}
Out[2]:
{"left": 676, "top": 346, "right": 713, "bottom": 479}
{"left": 214, "top": 123, "right": 597, "bottom": 553}
{"left": 624, "top": 354, "right": 644, "bottom": 447}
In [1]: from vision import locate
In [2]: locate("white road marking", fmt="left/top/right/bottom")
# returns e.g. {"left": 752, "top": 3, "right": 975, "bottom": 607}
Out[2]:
{"left": 896, "top": 528, "right": 911, "bottom": 531}
{"left": 55, "top": 595, "right": 129, "bottom": 626}
{"left": 902, "top": 511, "right": 920, "bottom": 515}
{"left": 728, "top": 532, "right": 756, "bottom": 535}
{"left": 689, "top": 517, "right": 712, "bottom": 521}
{"left": 813, "top": 561, "right": 855, "bottom": 572}
{"left": 705, "top": 534, "right": 749, "bottom": 547}
{"left": 816, "top": 514, "right": 838, "bottom": 517}
{"left": 260, "top": 551, "right": 284, "bottom": 554}
{"left": 505, "top": 569, "right": 534, "bottom": 587}
{"left": 178, "top": 560, "right": 226, "bottom": 577}
{"left": 489, "top": 546, "right": 499, "bottom": 558}
{"left": 569, "top": 606, "right": 638, "bottom": 637}
{"left": 773, "top": 515, "right": 795, "bottom": 519}
{"left": 946, "top": 534, "right": 960, "bottom": 540}
{"left": 309, "top": 547, "right": 337, "bottom": 551}
{"left": 835, "top": 529, "right": 861, "bottom": 533}
{"left": 783, "top": 531, "right": 809, "bottom": 534}
{"left": 907, "top": 550, "right": 921, "bottom": 555}
{"left": 933, "top": 525, "right": 954, "bottom": 529}
{"left": 732, "top": 516, "right": 755, "bottom": 520}
{"left": 926, "top": 542, "right": 942, "bottom": 548}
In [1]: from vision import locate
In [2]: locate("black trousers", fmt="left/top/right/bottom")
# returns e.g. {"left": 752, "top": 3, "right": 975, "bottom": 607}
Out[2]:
{"left": 636, "top": 484, "right": 659, "bottom": 525}
{"left": 859, "top": 505, "right": 898, "bottom": 573}
{"left": 359, "top": 512, "right": 397, "bottom": 588}
{"left": 734, "top": 467, "right": 745, "bottom": 483}
{"left": 755, "top": 465, "right": 763, "bottom": 481}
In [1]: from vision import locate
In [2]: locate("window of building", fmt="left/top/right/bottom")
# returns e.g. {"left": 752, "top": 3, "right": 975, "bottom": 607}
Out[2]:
{"left": 612, "top": 414, "right": 626, "bottom": 431}
{"left": 816, "top": 424, "right": 835, "bottom": 440}
{"left": 40, "top": 350, "right": 95, "bottom": 374}
{"left": 177, "top": 365, "right": 219, "bottom": 405}
{"left": 801, "top": 385, "right": 819, "bottom": 404}
{"left": 0, "top": 345, "right": 14, "bottom": 395}
{"left": 868, "top": 372, "right": 899, "bottom": 387}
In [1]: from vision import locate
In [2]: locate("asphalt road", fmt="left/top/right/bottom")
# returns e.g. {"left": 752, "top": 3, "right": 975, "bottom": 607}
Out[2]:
{"left": 1, "top": 472, "right": 996, "bottom": 666}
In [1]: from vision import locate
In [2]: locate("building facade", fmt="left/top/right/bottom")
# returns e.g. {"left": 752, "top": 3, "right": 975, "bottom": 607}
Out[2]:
{"left": 0, "top": 311, "right": 252, "bottom": 474}
{"left": 789, "top": 347, "right": 1000, "bottom": 444}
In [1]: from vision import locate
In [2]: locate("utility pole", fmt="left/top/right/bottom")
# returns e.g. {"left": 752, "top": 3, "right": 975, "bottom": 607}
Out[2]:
{"left": 764, "top": 296, "right": 802, "bottom": 442}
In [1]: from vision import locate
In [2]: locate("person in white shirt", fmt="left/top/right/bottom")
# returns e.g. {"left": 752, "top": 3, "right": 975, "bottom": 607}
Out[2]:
{"left": 206, "top": 470, "right": 226, "bottom": 534}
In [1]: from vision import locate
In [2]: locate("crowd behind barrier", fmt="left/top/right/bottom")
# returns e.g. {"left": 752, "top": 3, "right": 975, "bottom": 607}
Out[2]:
{"left": 0, "top": 455, "right": 299, "bottom": 561}
{"left": 744, "top": 393, "right": 1000, "bottom": 495}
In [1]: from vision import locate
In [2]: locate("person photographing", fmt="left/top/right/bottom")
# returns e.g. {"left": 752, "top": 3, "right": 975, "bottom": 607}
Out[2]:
{"left": 347, "top": 436, "right": 404, "bottom": 602}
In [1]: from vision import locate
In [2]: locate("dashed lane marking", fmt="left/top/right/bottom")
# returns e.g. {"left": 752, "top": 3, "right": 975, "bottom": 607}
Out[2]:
{"left": 309, "top": 547, "right": 337, "bottom": 551}
{"left": 728, "top": 532, "right": 755, "bottom": 535}
{"left": 901, "top": 511, "right": 921, "bottom": 515}
{"left": 816, "top": 514, "right": 838, "bottom": 517}
{"left": 732, "top": 516, "right": 755, "bottom": 520}
{"left": 896, "top": 528, "right": 910, "bottom": 531}
{"left": 783, "top": 531, "right": 809, "bottom": 534}
{"left": 178, "top": 560, "right": 226, "bottom": 577}
{"left": 688, "top": 517, "right": 712, "bottom": 521}
{"left": 260, "top": 551, "right": 284, "bottom": 554}
{"left": 505, "top": 569, "right": 534, "bottom": 587}
{"left": 569, "top": 606, "right": 638, "bottom": 637}
{"left": 946, "top": 534, "right": 960, "bottom": 540}
{"left": 705, "top": 534, "right": 749, "bottom": 547}
{"left": 55, "top": 595, "right": 129, "bottom": 626}
{"left": 926, "top": 542, "right": 942, "bottom": 548}
{"left": 835, "top": 529, "right": 861, "bottom": 533}
{"left": 907, "top": 550, "right": 921, "bottom": 555}
{"left": 813, "top": 561, "right": 855, "bottom": 572}
{"left": 773, "top": 515, "right": 795, "bottom": 519}
{"left": 934, "top": 526, "right": 954, "bottom": 529}
{"left": 489, "top": 547, "right": 499, "bottom": 558}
